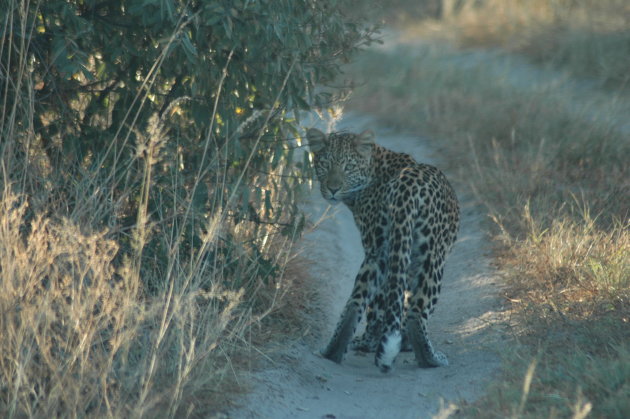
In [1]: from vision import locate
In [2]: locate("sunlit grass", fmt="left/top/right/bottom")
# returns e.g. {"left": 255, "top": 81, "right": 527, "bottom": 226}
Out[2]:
{"left": 393, "top": 0, "right": 630, "bottom": 91}
{"left": 0, "top": 185, "right": 246, "bottom": 416}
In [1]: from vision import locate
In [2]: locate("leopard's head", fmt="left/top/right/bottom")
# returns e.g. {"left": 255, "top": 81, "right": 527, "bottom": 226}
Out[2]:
{"left": 307, "top": 128, "right": 374, "bottom": 204}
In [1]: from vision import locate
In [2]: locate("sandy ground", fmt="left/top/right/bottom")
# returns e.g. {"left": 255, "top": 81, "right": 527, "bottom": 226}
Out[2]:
{"left": 230, "top": 113, "right": 506, "bottom": 419}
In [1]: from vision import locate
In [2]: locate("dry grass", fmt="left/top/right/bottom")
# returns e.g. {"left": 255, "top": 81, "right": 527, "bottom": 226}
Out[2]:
{"left": 0, "top": 117, "right": 311, "bottom": 416}
{"left": 0, "top": 115, "right": 312, "bottom": 416}
{"left": 398, "top": 0, "right": 630, "bottom": 91}
{"left": 344, "top": 4, "right": 630, "bottom": 413}
{"left": 0, "top": 186, "right": 245, "bottom": 417}
{"left": 0, "top": 135, "right": 306, "bottom": 418}
{"left": 498, "top": 206, "right": 629, "bottom": 309}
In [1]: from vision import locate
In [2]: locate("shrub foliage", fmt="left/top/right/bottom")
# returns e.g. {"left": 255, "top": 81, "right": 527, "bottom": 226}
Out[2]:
{"left": 0, "top": 0, "right": 373, "bottom": 416}
{"left": 5, "top": 0, "right": 371, "bottom": 245}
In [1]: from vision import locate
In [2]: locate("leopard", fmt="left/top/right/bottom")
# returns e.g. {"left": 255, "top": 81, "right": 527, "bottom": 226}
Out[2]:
{"left": 307, "top": 128, "right": 459, "bottom": 373}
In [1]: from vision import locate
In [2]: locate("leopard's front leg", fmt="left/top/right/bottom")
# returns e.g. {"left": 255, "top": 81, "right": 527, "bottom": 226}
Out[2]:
{"left": 321, "top": 259, "right": 379, "bottom": 363}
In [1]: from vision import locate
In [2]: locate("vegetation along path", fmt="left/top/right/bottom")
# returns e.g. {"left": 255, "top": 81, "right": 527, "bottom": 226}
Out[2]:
{"left": 4, "top": 1, "right": 626, "bottom": 417}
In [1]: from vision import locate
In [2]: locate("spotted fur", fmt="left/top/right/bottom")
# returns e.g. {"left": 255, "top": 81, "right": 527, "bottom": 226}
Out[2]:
{"left": 307, "top": 128, "right": 459, "bottom": 373}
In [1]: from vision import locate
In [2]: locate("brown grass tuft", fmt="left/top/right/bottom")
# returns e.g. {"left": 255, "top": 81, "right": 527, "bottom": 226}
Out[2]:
{"left": 0, "top": 186, "right": 254, "bottom": 417}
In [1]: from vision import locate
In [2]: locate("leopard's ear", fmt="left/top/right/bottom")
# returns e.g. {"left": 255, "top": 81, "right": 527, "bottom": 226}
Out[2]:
{"left": 355, "top": 130, "right": 375, "bottom": 157}
{"left": 306, "top": 128, "right": 327, "bottom": 153}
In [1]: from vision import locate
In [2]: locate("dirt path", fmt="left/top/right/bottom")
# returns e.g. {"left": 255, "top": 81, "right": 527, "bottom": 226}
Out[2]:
{"left": 227, "top": 23, "right": 630, "bottom": 417}
{"left": 231, "top": 112, "right": 505, "bottom": 419}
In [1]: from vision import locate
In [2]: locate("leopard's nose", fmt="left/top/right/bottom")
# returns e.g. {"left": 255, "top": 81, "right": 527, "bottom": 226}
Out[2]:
{"left": 328, "top": 186, "right": 340, "bottom": 196}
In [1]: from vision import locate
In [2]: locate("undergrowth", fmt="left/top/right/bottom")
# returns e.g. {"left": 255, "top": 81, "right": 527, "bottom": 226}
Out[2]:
{"left": 0, "top": 108, "right": 304, "bottom": 417}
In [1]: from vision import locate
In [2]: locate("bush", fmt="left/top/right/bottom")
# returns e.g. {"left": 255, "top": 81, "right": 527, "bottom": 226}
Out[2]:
{"left": 3, "top": 0, "right": 374, "bottom": 271}
{"left": 0, "top": 0, "right": 374, "bottom": 416}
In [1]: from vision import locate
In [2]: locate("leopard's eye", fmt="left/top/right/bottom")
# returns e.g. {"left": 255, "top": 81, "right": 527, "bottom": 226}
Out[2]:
{"left": 314, "top": 154, "right": 328, "bottom": 167}
{"left": 314, "top": 157, "right": 331, "bottom": 178}
{"left": 315, "top": 166, "right": 327, "bottom": 179}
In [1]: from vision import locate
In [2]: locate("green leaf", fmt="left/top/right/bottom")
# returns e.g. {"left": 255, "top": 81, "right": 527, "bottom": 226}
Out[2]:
{"left": 223, "top": 17, "right": 233, "bottom": 39}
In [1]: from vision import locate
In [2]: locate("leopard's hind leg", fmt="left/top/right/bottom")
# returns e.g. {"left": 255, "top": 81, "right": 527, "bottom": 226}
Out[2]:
{"left": 407, "top": 265, "right": 448, "bottom": 367}
{"left": 350, "top": 300, "right": 382, "bottom": 352}
{"left": 321, "top": 259, "right": 382, "bottom": 363}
